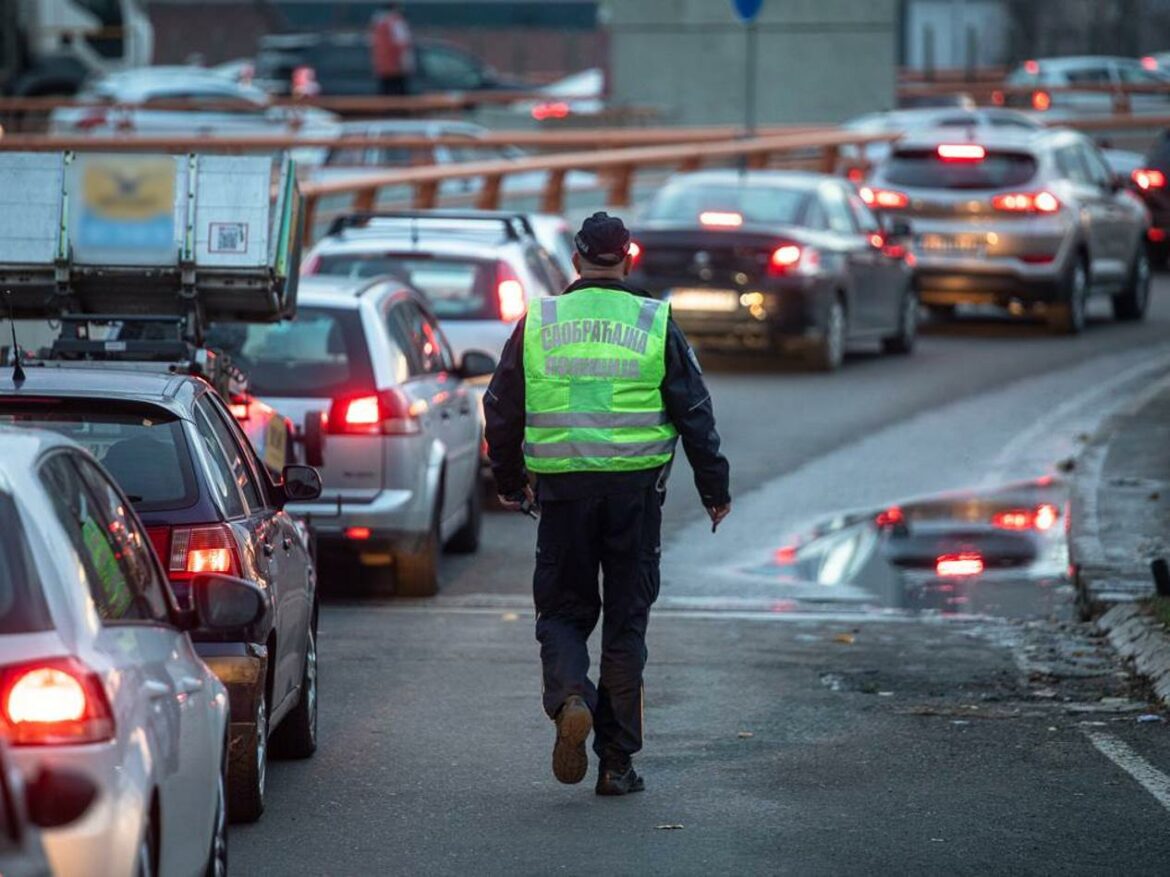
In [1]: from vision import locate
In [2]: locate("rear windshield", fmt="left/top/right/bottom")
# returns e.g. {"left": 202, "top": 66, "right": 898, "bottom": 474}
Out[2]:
{"left": 0, "top": 492, "right": 53, "bottom": 633}
{"left": 207, "top": 306, "right": 375, "bottom": 398}
{"left": 0, "top": 402, "right": 197, "bottom": 512}
{"left": 316, "top": 254, "right": 499, "bottom": 320}
{"left": 644, "top": 183, "right": 808, "bottom": 225}
{"left": 884, "top": 149, "right": 1038, "bottom": 190}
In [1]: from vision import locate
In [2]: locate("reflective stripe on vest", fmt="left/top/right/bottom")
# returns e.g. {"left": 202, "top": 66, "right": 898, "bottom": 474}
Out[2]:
{"left": 522, "top": 287, "right": 678, "bottom": 474}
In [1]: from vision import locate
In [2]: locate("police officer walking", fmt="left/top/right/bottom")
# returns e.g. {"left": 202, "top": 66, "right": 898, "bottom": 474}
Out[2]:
{"left": 485, "top": 212, "right": 731, "bottom": 796}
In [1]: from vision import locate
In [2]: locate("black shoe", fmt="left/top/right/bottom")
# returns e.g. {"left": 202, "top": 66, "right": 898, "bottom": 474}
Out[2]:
{"left": 595, "top": 762, "right": 645, "bottom": 796}
{"left": 552, "top": 695, "right": 592, "bottom": 785}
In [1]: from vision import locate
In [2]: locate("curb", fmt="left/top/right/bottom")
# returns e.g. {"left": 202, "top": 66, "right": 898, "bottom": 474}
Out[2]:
{"left": 1096, "top": 603, "right": 1170, "bottom": 707}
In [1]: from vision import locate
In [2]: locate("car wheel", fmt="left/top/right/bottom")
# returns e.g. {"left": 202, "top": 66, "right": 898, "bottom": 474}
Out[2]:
{"left": 445, "top": 482, "right": 482, "bottom": 554}
{"left": 135, "top": 812, "right": 158, "bottom": 877}
{"left": 807, "top": 298, "right": 846, "bottom": 372}
{"left": 228, "top": 689, "right": 267, "bottom": 823}
{"left": 204, "top": 765, "right": 228, "bottom": 877}
{"left": 1112, "top": 245, "right": 1151, "bottom": 322}
{"left": 395, "top": 514, "right": 440, "bottom": 597}
{"left": 881, "top": 289, "right": 918, "bottom": 355}
{"left": 270, "top": 619, "right": 319, "bottom": 759}
{"left": 1047, "top": 257, "right": 1088, "bottom": 335}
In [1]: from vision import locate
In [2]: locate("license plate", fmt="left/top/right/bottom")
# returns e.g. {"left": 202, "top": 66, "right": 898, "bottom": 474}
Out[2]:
{"left": 919, "top": 233, "right": 986, "bottom": 257}
{"left": 668, "top": 289, "right": 739, "bottom": 312}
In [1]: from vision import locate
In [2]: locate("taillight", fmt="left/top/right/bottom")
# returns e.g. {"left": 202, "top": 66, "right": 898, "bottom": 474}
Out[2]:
{"left": 300, "top": 252, "right": 321, "bottom": 276}
{"left": 768, "top": 243, "right": 819, "bottom": 276}
{"left": 874, "top": 505, "right": 905, "bottom": 528}
{"left": 329, "top": 389, "right": 421, "bottom": 436}
{"left": 1032, "top": 90, "right": 1051, "bottom": 111}
{"left": 1150, "top": 228, "right": 1168, "bottom": 242}
{"left": 229, "top": 393, "right": 250, "bottom": 421}
{"left": 1132, "top": 168, "right": 1167, "bottom": 191}
{"left": 992, "top": 503, "right": 1059, "bottom": 532}
{"left": 75, "top": 108, "right": 108, "bottom": 131}
{"left": 699, "top": 211, "right": 744, "bottom": 228}
{"left": 1024, "top": 59, "right": 1040, "bottom": 75}
{"left": 991, "top": 191, "right": 1061, "bottom": 214}
{"left": 0, "top": 658, "right": 115, "bottom": 746}
{"left": 629, "top": 241, "right": 643, "bottom": 269}
{"left": 163, "top": 524, "right": 242, "bottom": 582}
{"left": 991, "top": 89, "right": 1005, "bottom": 106}
{"left": 291, "top": 65, "right": 318, "bottom": 97}
{"left": 937, "top": 144, "right": 986, "bottom": 161}
{"left": 936, "top": 553, "right": 984, "bottom": 577}
{"left": 531, "top": 101, "right": 571, "bottom": 121}
{"left": 860, "top": 187, "right": 909, "bottom": 209}
{"left": 1142, "top": 56, "right": 1159, "bottom": 71}
{"left": 496, "top": 263, "right": 527, "bottom": 322}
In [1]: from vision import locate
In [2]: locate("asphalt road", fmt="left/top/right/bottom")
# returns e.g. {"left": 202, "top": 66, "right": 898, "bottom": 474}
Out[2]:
{"left": 234, "top": 280, "right": 1170, "bottom": 875}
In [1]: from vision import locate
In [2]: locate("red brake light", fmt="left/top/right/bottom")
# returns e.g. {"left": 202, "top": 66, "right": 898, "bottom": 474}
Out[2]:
{"left": 936, "top": 553, "right": 984, "bottom": 577}
{"left": 345, "top": 526, "right": 371, "bottom": 541}
{"left": 628, "top": 240, "right": 643, "bottom": 269}
{"left": 992, "top": 191, "right": 1061, "bottom": 214}
{"left": 846, "top": 167, "right": 865, "bottom": 183}
{"left": 860, "top": 187, "right": 909, "bottom": 209}
{"left": 1132, "top": 168, "right": 1167, "bottom": 191}
{"left": 699, "top": 211, "right": 744, "bottom": 228}
{"left": 165, "top": 525, "right": 241, "bottom": 582}
{"left": 300, "top": 252, "right": 321, "bottom": 276}
{"left": 495, "top": 263, "right": 527, "bottom": 322}
{"left": 329, "top": 389, "right": 421, "bottom": 436}
{"left": 937, "top": 144, "right": 986, "bottom": 161}
{"left": 991, "top": 89, "right": 1005, "bottom": 106}
{"left": 74, "top": 109, "right": 108, "bottom": 131}
{"left": 291, "top": 65, "right": 318, "bottom": 97}
{"left": 1024, "top": 59, "right": 1040, "bottom": 75}
{"left": 0, "top": 658, "right": 115, "bottom": 746}
{"left": 531, "top": 101, "right": 571, "bottom": 121}
{"left": 771, "top": 244, "right": 801, "bottom": 267}
{"left": 1149, "top": 228, "right": 1168, "bottom": 242}
{"left": 874, "top": 505, "right": 904, "bottom": 528}
{"left": 992, "top": 503, "right": 1059, "bottom": 532}
{"left": 1032, "top": 90, "right": 1051, "bottom": 111}
{"left": 1142, "top": 56, "right": 1159, "bottom": 71}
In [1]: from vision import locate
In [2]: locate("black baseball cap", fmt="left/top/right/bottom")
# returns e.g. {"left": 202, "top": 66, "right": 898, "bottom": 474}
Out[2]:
{"left": 574, "top": 212, "right": 631, "bottom": 266}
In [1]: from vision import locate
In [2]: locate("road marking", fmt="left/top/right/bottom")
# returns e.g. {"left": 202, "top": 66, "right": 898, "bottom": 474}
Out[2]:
{"left": 1087, "top": 731, "right": 1170, "bottom": 813}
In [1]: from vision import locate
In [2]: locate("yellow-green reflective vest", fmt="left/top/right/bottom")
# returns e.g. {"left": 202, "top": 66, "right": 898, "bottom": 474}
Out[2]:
{"left": 523, "top": 287, "right": 678, "bottom": 474}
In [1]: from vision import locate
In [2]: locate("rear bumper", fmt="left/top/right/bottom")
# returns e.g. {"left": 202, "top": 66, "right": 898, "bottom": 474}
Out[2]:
{"left": 664, "top": 278, "right": 831, "bottom": 351}
{"left": 196, "top": 642, "right": 266, "bottom": 731}
{"left": 913, "top": 247, "right": 1070, "bottom": 305}
{"left": 287, "top": 488, "right": 426, "bottom": 539}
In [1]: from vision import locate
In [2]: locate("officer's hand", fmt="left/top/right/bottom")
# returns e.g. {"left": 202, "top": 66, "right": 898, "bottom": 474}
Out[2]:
{"left": 498, "top": 484, "right": 535, "bottom": 512}
{"left": 707, "top": 503, "right": 731, "bottom": 527}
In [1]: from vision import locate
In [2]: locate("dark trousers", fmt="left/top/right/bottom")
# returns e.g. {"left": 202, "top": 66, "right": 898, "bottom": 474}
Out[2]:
{"left": 533, "top": 485, "right": 662, "bottom": 766}
{"left": 379, "top": 75, "right": 408, "bottom": 95}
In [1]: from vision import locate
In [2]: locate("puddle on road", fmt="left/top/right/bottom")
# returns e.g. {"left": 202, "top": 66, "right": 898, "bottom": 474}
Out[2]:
{"left": 740, "top": 477, "right": 1075, "bottom": 621}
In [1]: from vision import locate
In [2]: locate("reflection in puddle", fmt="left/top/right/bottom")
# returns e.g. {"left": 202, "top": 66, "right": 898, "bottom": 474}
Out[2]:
{"left": 747, "top": 478, "right": 1073, "bottom": 620}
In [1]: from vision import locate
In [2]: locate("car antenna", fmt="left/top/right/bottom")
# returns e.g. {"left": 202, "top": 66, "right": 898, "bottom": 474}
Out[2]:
{"left": 4, "top": 290, "right": 25, "bottom": 387}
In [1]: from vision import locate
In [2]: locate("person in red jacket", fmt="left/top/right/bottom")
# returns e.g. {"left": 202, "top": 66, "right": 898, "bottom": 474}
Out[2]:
{"left": 369, "top": 3, "right": 416, "bottom": 95}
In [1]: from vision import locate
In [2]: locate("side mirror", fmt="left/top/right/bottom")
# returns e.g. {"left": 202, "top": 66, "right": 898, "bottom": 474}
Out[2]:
{"left": 281, "top": 464, "right": 323, "bottom": 503}
{"left": 26, "top": 767, "right": 98, "bottom": 829}
{"left": 190, "top": 573, "right": 271, "bottom": 641}
{"left": 459, "top": 350, "right": 497, "bottom": 379}
{"left": 301, "top": 410, "right": 327, "bottom": 468}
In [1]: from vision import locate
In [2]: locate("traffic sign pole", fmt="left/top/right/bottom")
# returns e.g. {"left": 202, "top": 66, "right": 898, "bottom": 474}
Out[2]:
{"left": 730, "top": 0, "right": 764, "bottom": 140}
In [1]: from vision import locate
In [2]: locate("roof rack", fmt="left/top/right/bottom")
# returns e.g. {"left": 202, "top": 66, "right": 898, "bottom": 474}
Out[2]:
{"left": 326, "top": 209, "right": 536, "bottom": 242}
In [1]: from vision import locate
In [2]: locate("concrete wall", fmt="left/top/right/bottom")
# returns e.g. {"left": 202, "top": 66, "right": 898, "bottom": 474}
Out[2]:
{"left": 606, "top": 0, "right": 898, "bottom": 126}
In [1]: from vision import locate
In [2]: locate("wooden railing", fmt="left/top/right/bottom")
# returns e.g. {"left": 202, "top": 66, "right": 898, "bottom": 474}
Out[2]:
{"left": 296, "top": 129, "right": 899, "bottom": 243}
{"left": 898, "top": 80, "right": 1170, "bottom": 113}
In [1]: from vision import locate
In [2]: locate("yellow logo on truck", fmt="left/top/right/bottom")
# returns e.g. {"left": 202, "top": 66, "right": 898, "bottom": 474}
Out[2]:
{"left": 81, "top": 157, "right": 174, "bottom": 220}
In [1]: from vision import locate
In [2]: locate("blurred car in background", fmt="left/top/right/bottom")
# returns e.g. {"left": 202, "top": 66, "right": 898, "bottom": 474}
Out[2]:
{"left": 1002, "top": 55, "right": 1170, "bottom": 116}
{"left": 0, "top": 427, "right": 265, "bottom": 876}
{"left": 628, "top": 170, "right": 916, "bottom": 371}
{"left": 0, "top": 370, "right": 323, "bottom": 824}
{"left": 208, "top": 276, "right": 490, "bottom": 597}
{"left": 253, "top": 32, "right": 527, "bottom": 96}
{"left": 47, "top": 66, "right": 339, "bottom": 163}
{"left": 1124, "top": 127, "right": 1170, "bottom": 266}
{"left": 863, "top": 127, "right": 1150, "bottom": 332}
{"left": 304, "top": 118, "right": 599, "bottom": 200}
{"left": 512, "top": 67, "right": 606, "bottom": 122}
{"left": 304, "top": 210, "right": 567, "bottom": 361}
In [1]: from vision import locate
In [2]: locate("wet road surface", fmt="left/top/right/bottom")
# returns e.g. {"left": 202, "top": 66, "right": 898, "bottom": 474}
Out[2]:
{"left": 234, "top": 281, "right": 1170, "bottom": 874}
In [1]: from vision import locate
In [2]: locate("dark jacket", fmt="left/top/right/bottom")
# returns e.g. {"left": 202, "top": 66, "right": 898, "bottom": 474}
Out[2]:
{"left": 484, "top": 278, "right": 731, "bottom": 506}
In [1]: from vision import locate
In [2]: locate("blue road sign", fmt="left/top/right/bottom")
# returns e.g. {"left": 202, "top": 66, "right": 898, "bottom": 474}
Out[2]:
{"left": 731, "top": 0, "right": 764, "bottom": 23}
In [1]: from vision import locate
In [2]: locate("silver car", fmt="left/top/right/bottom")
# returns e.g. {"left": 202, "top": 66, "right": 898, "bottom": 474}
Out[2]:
{"left": 1003, "top": 55, "right": 1170, "bottom": 117}
{"left": 207, "top": 276, "right": 490, "bottom": 597}
{"left": 863, "top": 127, "right": 1151, "bottom": 333}
{"left": 0, "top": 428, "right": 266, "bottom": 876}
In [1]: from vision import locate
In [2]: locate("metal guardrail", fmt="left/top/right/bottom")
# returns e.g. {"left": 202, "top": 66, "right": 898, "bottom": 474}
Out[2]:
{"left": 296, "top": 129, "right": 899, "bottom": 243}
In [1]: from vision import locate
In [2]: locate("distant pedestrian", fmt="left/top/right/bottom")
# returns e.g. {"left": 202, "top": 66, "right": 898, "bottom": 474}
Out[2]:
{"left": 485, "top": 212, "right": 731, "bottom": 796}
{"left": 370, "top": 2, "right": 416, "bottom": 96}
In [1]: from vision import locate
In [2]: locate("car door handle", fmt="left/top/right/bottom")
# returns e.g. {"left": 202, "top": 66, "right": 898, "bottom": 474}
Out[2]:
{"left": 177, "top": 677, "right": 204, "bottom": 695}
{"left": 144, "top": 680, "right": 172, "bottom": 700}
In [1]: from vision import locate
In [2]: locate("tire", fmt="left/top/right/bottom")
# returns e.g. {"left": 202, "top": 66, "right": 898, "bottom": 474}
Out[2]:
{"left": 228, "top": 689, "right": 267, "bottom": 824}
{"left": 136, "top": 810, "right": 158, "bottom": 877}
{"left": 395, "top": 515, "right": 440, "bottom": 597}
{"left": 807, "top": 298, "right": 846, "bottom": 372}
{"left": 445, "top": 482, "right": 482, "bottom": 554}
{"left": 271, "top": 618, "right": 319, "bottom": 759}
{"left": 1113, "top": 245, "right": 1151, "bottom": 322}
{"left": 1047, "top": 256, "right": 1088, "bottom": 335}
{"left": 881, "top": 289, "right": 918, "bottom": 355}
{"left": 204, "top": 763, "right": 228, "bottom": 877}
